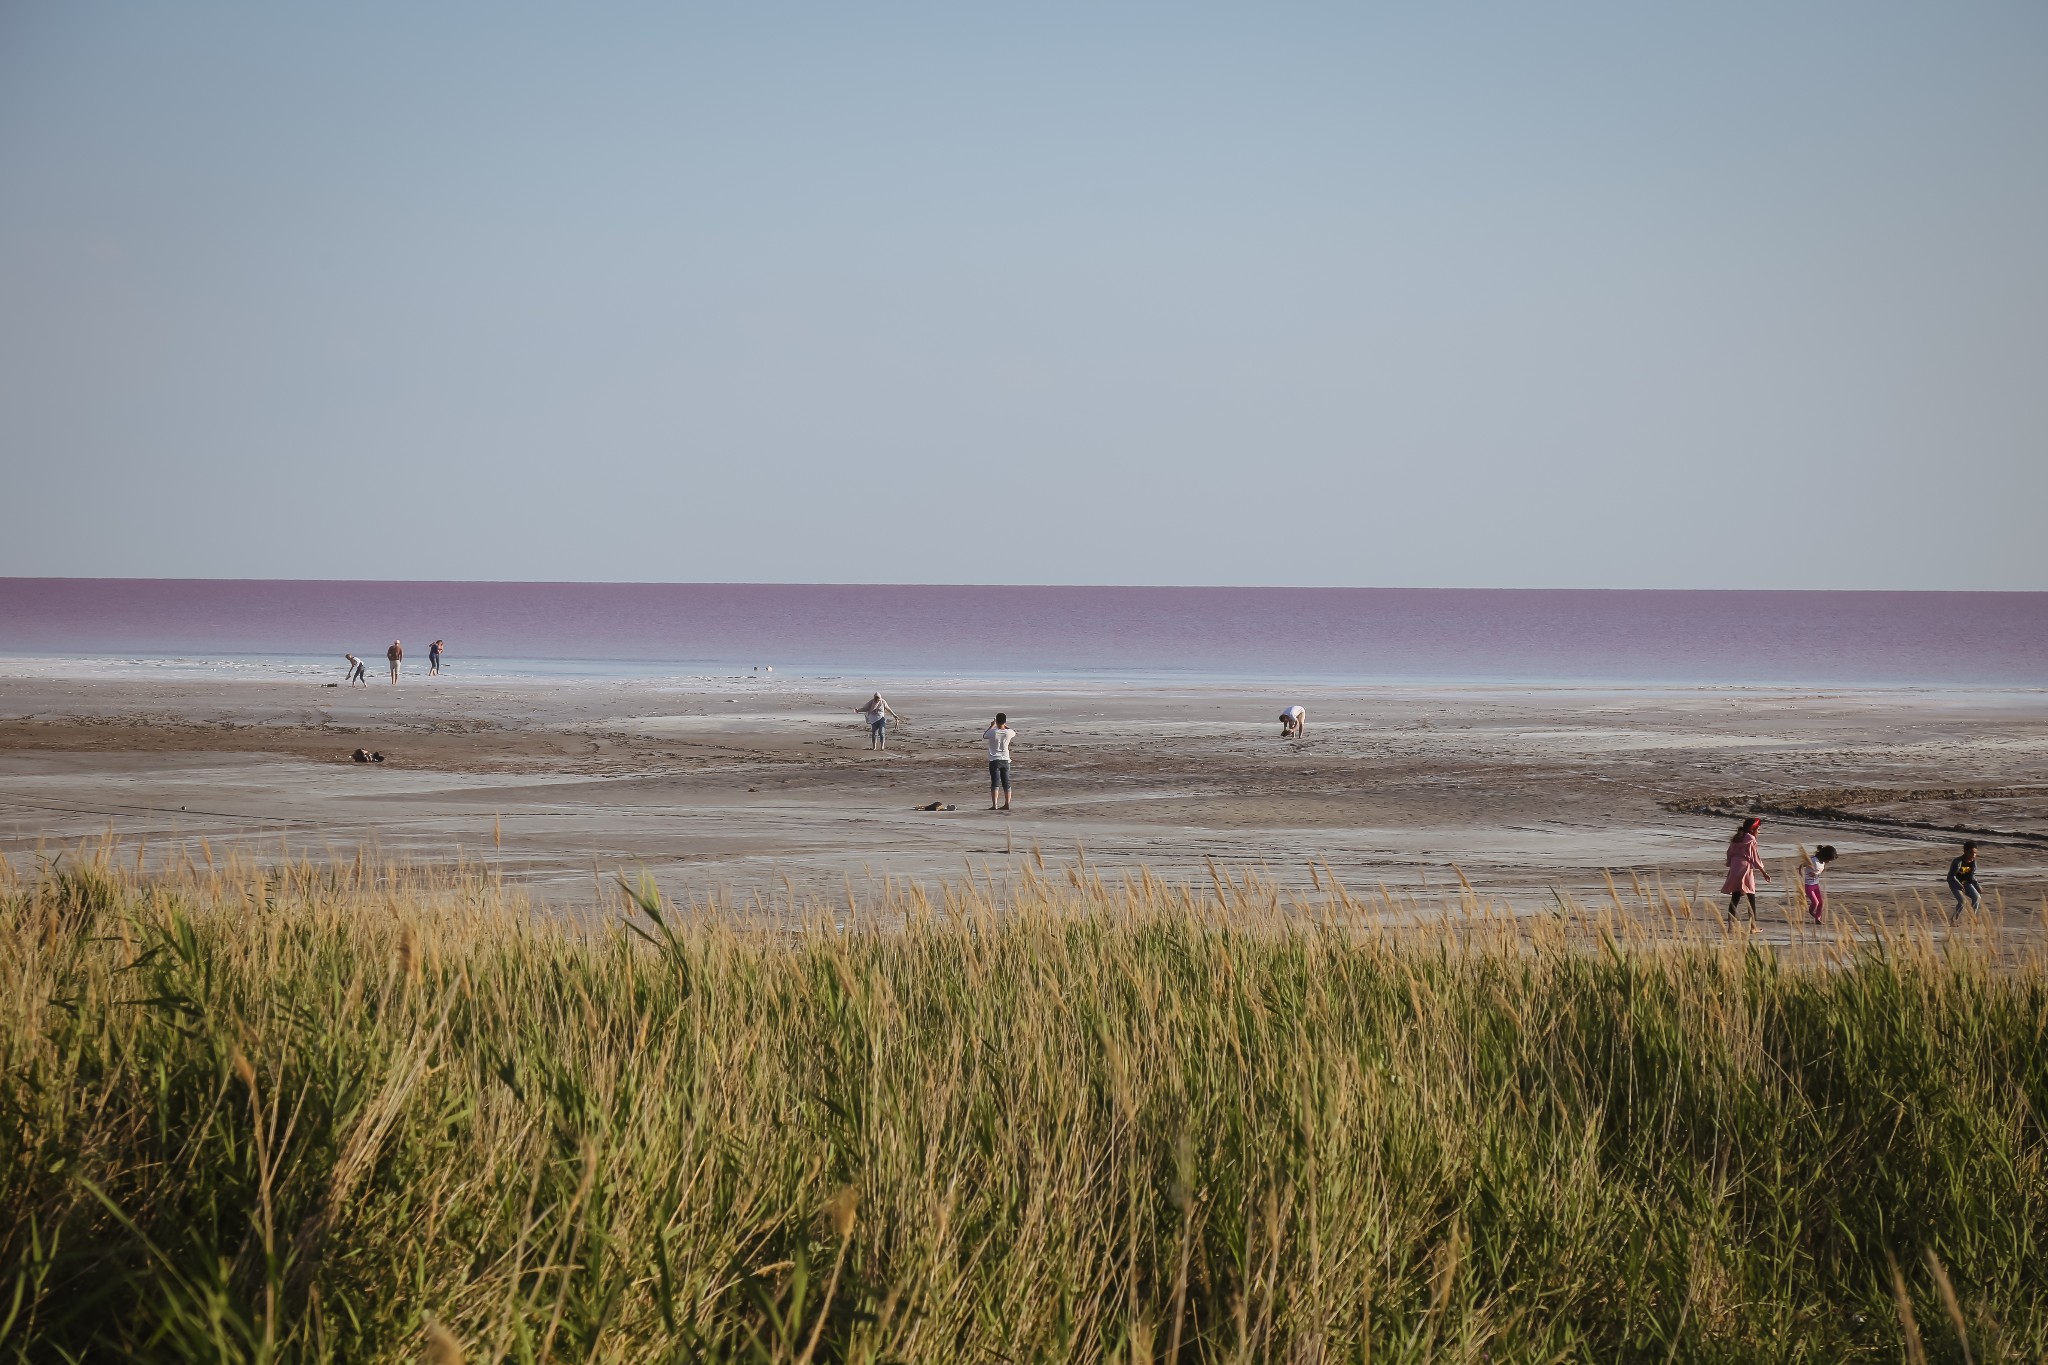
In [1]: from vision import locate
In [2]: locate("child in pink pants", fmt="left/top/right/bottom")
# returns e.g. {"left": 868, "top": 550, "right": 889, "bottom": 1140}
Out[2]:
{"left": 1801, "top": 845, "right": 1837, "bottom": 921}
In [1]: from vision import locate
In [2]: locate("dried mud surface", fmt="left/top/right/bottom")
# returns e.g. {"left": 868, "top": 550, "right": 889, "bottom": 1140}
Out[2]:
{"left": 3, "top": 674, "right": 2044, "bottom": 919}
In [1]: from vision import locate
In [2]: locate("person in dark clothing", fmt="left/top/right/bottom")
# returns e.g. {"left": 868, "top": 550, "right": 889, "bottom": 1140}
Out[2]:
{"left": 1947, "top": 841, "right": 1983, "bottom": 918}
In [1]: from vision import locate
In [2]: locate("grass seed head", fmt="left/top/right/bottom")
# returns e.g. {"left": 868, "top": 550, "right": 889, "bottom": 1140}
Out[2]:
{"left": 824, "top": 1184, "right": 859, "bottom": 1241}
{"left": 422, "top": 1319, "right": 463, "bottom": 1365}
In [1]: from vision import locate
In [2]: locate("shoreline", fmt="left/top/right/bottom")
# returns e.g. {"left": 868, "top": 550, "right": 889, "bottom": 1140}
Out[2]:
{"left": 9, "top": 650, "right": 2048, "bottom": 694}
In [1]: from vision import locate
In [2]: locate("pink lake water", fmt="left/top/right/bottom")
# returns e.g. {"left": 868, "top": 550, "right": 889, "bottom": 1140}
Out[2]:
{"left": 1, "top": 579, "right": 2043, "bottom": 686}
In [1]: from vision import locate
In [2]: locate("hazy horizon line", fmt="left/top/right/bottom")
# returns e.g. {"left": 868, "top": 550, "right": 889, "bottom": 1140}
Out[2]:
{"left": 3, "top": 576, "right": 2044, "bottom": 597}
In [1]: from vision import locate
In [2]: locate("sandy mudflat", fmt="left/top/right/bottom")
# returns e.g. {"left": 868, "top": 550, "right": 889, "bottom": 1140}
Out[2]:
{"left": 2, "top": 668, "right": 2045, "bottom": 922}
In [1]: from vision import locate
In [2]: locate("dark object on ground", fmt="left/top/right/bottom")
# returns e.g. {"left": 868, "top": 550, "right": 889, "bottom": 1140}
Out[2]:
{"left": 916, "top": 801, "right": 955, "bottom": 812}
{"left": 372, "top": 752, "right": 386, "bottom": 763}
{"left": 323, "top": 683, "right": 339, "bottom": 688}
{"left": 352, "top": 749, "right": 371, "bottom": 763}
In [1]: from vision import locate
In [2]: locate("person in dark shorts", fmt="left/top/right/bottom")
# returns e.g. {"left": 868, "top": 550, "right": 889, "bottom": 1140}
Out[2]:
{"left": 1948, "top": 841, "right": 1983, "bottom": 918}
{"left": 983, "top": 712, "right": 1016, "bottom": 811}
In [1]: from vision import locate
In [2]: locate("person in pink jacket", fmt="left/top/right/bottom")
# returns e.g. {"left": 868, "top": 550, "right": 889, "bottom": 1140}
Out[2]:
{"left": 1721, "top": 816, "right": 1770, "bottom": 928}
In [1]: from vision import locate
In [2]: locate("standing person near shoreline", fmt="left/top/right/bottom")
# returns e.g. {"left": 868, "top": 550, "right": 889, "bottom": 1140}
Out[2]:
{"left": 1280, "top": 705, "right": 1306, "bottom": 739}
{"left": 344, "top": 653, "right": 366, "bottom": 687}
{"left": 386, "top": 640, "right": 403, "bottom": 685}
{"left": 983, "top": 712, "right": 1016, "bottom": 811}
{"left": 1947, "top": 841, "right": 1983, "bottom": 918}
{"left": 1721, "top": 816, "right": 1769, "bottom": 928}
{"left": 856, "top": 693, "right": 897, "bottom": 750}
{"left": 428, "top": 639, "right": 444, "bottom": 676}
{"left": 1800, "top": 844, "right": 1837, "bottom": 922}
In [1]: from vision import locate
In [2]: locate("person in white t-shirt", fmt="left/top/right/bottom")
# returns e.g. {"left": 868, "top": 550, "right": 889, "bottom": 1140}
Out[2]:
{"left": 1279, "top": 705, "right": 1306, "bottom": 739}
{"left": 983, "top": 712, "right": 1016, "bottom": 811}
{"left": 1800, "top": 844, "right": 1837, "bottom": 923}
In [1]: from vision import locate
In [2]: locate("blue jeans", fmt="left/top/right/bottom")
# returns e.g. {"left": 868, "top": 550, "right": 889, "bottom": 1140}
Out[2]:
{"left": 1949, "top": 877, "right": 1980, "bottom": 914}
{"left": 870, "top": 717, "right": 886, "bottom": 742}
{"left": 988, "top": 759, "right": 1010, "bottom": 793}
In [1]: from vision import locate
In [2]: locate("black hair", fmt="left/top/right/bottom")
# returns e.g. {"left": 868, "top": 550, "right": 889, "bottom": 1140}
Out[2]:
{"left": 1815, "top": 845, "right": 1837, "bottom": 863}
{"left": 994, "top": 712, "right": 1007, "bottom": 725}
{"left": 1962, "top": 840, "right": 1977, "bottom": 853}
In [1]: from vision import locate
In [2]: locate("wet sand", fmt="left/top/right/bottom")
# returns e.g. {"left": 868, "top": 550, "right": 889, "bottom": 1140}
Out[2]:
{"left": 2, "top": 670, "right": 2045, "bottom": 920}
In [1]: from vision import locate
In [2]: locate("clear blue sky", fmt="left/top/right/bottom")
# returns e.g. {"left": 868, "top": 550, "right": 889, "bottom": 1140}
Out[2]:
{"left": 2, "top": 2, "right": 2043, "bottom": 588}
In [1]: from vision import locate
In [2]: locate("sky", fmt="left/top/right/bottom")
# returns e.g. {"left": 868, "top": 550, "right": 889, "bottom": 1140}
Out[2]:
{"left": 1, "top": 2, "right": 2043, "bottom": 590}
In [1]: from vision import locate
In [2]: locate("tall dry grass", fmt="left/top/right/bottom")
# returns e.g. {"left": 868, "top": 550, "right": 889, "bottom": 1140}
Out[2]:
{"left": 0, "top": 843, "right": 2043, "bottom": 1362}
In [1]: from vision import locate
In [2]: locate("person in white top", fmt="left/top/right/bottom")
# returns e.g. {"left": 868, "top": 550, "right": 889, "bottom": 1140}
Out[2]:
{"left": 1279, "top": 705, "right": 1306, "bottom": 739}
{"left": 1800, "top": 844, "right": 1837, "bottom": 923}
{"left": 983, "top": 712, "right": 1017, "bottom": 810}
{"left": 855, "top": 693, "right": 898, "bottom": 750}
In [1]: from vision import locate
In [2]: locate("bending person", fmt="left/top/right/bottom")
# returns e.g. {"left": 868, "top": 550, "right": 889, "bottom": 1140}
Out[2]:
{"left": 1279, "top": 705, "right": 1306, "bottom": 739}
{"left": 1947, "top": 841, "right": 1983, "bottom": 919}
